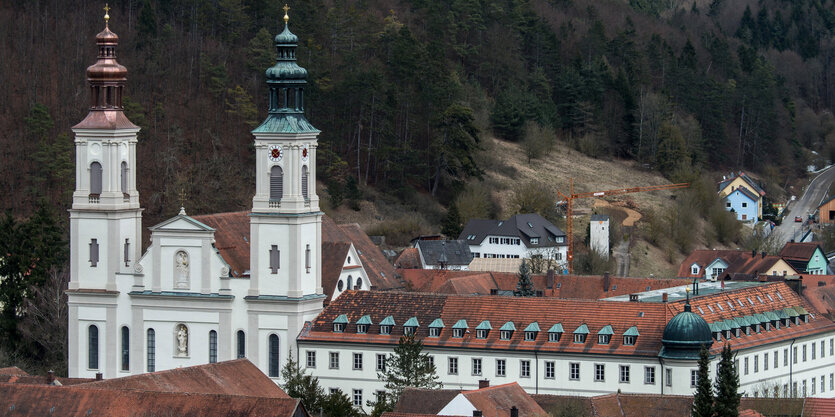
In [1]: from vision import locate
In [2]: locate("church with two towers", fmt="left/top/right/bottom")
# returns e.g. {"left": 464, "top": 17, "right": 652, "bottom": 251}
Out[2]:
{"left": 67, "top": 7, "right": 333, "bottom": 379}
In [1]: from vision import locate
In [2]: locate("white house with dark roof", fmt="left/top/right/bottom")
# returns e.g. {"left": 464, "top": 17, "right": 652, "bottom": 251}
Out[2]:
{"left": 458, "top": 214, "right": 567, "bottom": 270}
{"left": 415, "top": 240, "right": 473, "bottom": 270}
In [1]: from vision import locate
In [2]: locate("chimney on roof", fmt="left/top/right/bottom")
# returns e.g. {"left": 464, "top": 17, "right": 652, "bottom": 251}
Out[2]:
{"left": 478, "top": 379, "right": 490, "bottom": 389}
{"left": 662, "top": 292, "right": 668, "bottom": 302}
{"left": 629, "top": 294, "right": 639, "bottom": 302}
{"left": 95, "top": 372, "right": 103, "bottom": 381}
{"left": 603, "top": 272, "right": 610, "bottom": 292}
{"left": 473, "top": 411, "right": 483, "bottom": 417}
{"left": 762, "top": 251, "right": 766, "bottom": 259}
{"left": 510, "top": 406, "right": 519, "bottom": 417}
{"left": 546, "top": 269, "right": 555, "bottom": 289}
{"left": 490, "top": 288, "right": 499, "bottom": 296}
{"left": 47, "top": 370, "right": 54, "bottom": 385}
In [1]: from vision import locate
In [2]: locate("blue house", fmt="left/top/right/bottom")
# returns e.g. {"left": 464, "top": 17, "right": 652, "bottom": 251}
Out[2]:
{"left": 724, "top": 186, "right": 758, "bottom": 223}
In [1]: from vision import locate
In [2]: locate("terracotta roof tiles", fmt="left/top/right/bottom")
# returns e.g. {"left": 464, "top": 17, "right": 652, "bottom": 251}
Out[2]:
{"left": 780, "top": 242, "right": 823, "bottom": 261}
{"left": 461, "top": 382, "right": 548, "bottom": 417}
{"left": 393, "top": 388, "right": 461, "bottom": 414}
{"left": 394, "top": 248, "right": 422, "bottom": 269}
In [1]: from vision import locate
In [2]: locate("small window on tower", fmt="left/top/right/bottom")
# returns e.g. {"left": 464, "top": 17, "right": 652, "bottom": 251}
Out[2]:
{"left": 90, "top": 239, "right": 99, "bottom": 267}
{"left": 124, "top": 239, "right": 130, "bottom": 267}
{"left": 301, "top": 165, "right": 309, "bottom": 201}
{"left": 90, "top": 161, "right": 103, "bottom": 196}
{"left": 121, "top": 161, "right": 128, "bottom": 196}
{"left": 305, "top": 244, "right": 311, "bottom": 273}
{"left": 270, "top": 166, "right": 283, "bottom": 203}
{"left": 270, "top": 245, "right": 280, "bottom": 273}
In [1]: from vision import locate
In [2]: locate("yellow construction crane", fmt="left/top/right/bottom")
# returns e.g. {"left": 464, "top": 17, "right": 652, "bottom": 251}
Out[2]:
{"left": 557, "top": 179, "right": 690, "bottom": 274}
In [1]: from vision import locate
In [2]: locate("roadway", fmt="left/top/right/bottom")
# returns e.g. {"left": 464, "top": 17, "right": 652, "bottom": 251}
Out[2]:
{"left": 772, "top": 166, "right": 835, "bottom": 244}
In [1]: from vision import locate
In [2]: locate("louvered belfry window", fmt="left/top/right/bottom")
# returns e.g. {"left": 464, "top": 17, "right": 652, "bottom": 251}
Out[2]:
{"left": 90, "top": 161, "right": 103, "bottom": 195}
{"left": 270, "top": 165, "right": 283, "bottom": 201}
{"left": 121, "top": 161, "right": 128, "bottom": 195}
{"left": 301, "top": 165, "right": 309, "bottom": 200}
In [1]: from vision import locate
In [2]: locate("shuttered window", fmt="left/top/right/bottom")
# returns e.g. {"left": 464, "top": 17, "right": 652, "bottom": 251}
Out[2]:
{"left": 301, "top": 165, "right": 309, "bottom": 200}
{"left": 270, "top": 166, "right": 283, "bottom": 201}
{"left": 88, "top": 325, "right": 99, "bottom": 369}
{"left": 89, "top": 239, "right": 99, "bottom": 267}
{"left": 121, "top": 161, "right": 128, "bottom": 194}
{"left": 90, "top": 162, "right": 103, "bottom": 195}
{"left": 269, "top": 245, "right": 280, "bottom": 273}
{"left": 268, "top": 334, "right": 280, "bottom": 377}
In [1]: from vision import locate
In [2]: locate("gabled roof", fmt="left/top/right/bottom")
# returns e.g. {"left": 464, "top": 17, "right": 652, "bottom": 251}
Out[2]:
{"left": 393, "top": 388, "right": 461, "bottom": 414}
{"left": 780, "top": 242, "right": 825, "bottom": 261}
{"left": 459, "top": 382, "right": 548, "bottom": 417}
{"left": 416, "top": 240, "right": 473, "bottom": 267}
{"left": 719, "top": 254, "right": 797, "bottom": 281}
{"left": 191, "top": 211, "right": 251, "bottom": 277}
{"left": 818, "top": 195, "right": 835, "bottom": 210}
{"left": 336, "top": 222, "right": 400, "bottom": 290}
{"left": 802, "top": 275, "right": 835, "bottom": 319}
{"left": 458, "top": 213, "right": 566, "bottom": 248}
{"left": 678, "top": 250, "right": 753, "bottom": 278}
{"left": 718, "top": 171, "right": 765, "bottom": 196}
{"left": 149, "top": 211, "right": 215, "bottom": 232}
{"left": 725, "top": 186, "right": 759, "bottom": 202}
{"left": 79, "top": 359, "right": 289, "bottom": 398}
{"left": 394, "top": 248, "right": 421, "bottom": 269}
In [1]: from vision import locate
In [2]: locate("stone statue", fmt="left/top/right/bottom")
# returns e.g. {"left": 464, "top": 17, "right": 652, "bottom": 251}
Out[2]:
{"left": 175, "top": 250, "right": 189, "bottom": 289}
{"left": 176, "top": 324, "right": 188, "bottom": 356}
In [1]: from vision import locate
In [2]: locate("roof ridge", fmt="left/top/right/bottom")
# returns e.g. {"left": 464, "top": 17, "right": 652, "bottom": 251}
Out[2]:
{"left": 462, "top": 381, "right": 518, "bottom": 393}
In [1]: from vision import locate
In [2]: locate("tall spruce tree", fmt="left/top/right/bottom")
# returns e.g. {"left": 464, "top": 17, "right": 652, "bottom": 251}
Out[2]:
{"left": 692, "top": 344, "right": 714, "bottom": 417}
{"left": 377, "top": 333, "right": 441, "bottom": 411}
{"left": 515, "top": 259, "right": 535, "bottom": 296}
{"left": 714, "top": 344, "right": 740, "bottom": 417}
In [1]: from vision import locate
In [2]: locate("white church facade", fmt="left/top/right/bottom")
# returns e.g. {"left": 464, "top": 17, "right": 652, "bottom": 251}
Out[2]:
{"left": 66, "top": 11, "right": 352, "bottom": 379}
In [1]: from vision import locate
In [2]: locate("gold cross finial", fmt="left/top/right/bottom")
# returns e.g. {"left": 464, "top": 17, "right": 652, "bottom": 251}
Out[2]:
{"left": 103, "top": 3, "right": 111, "bottom": 26}
{"left": 283, "top": 4, "right": 290, "bottom": 23}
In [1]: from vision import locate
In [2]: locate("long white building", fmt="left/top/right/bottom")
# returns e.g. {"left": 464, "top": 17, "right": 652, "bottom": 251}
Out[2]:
{"left": 298, "top": 281, "right": 835, "bottom": 411}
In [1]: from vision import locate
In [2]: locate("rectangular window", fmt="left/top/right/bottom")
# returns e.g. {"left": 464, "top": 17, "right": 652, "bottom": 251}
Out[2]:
{"left": 472, "top": 358, "right": 482, "bottom": 376}
{"left": 89, "top": 238, "right": 99, "bottom": 267}
{"left": 453, "top": 328, "right": 464, "bottom": 338}
{"left": 429, "top": 327, "right": 440, "bottom": 337}
{"left": 822, "top": 341, "right": 826, "bottom": 358}
{"left": 813, "top": 342, "right": 817, "bottom": 360}
{"left": 754, "top": 355, "right": 759, "bottom": 373}
{"left": 620, "top": 365, "right": 630, "bottom": 383}
{"left": 803, "top": 345, "right": 807, "bottom": 362}
{"left": 574, "top": 333, "right": 586, "bottom": 343}
{"left": 598, "top": 335, "right": 610, "bottom": 344}
{"left": 570, "top": 363, "right": 580, "bottom": 380}
{"left": 352, "top": 389, "right": 363, "bottom": 407}
{"left": 353, "top": 353, "right": 363, "bottom": 370}
{"left": 830, "top": 339, "right": 833, "bottom": 356}
{"left": 496, "top": 359, "right": 506, "bottom": 377}
{"left": 376, "top": 354, "right": 386, "bottom": 371}
{"left": 785, "top": 348, "right": 789, "bottom": 366}
{"left": 665, "top": 369, "right": 672, "bottom": 387}
{"left": 549, "top": 332, "right": 561, "bottom": 342}
{"left": 208, "top": 330, "right": 217, "bottom": 364}
{"left": 645, "top": 367, "right": 655, "bottom": 385}
{"left": 744, "top": 357, "right": 749, "bottom": 375}
{"left": 448, "top": 357, "right": 458, "bottom": 375}
{"left": 813, "top": 377, "right": 817, "bottom": 395}
{"left": 691, "top": 370, "right": 698, "bottom": 388}
{"left": 594, "top": 364, "right": 605, "bottom": 382}
{"left": 545, "top": 361, "right": 555, "bottom": 379}
{"left": 524, "top": 331, "right": 536, "bottom": 341}
{"left": 822, "top": 375, "right": 826, "bottom": 393}
{"left": 764, "top": 353, "right": 769, "bottom": 371}
{"left": 146, "top": 329, "right": 155, "bottom": 373}
{"left": 306, "top": 351, "right": 316, "bottom": 368}
{"left": 774, "top": 350, "right": 779, "bottom": 369}
{"left": 476, "top": 329, "right": 488, "bottom": 339}
{"left": 269, "top": 245, "right": 280, "bottom": 273}
{"left": 500, "top": 330, "right": 512, "bottom": 340}
{"left": 380, "top": 325, "right": 391, "bottom": 335}
{"left": 623, "top": 335, "right": 636, "bottom": 345}
{"left": 357, "top": 324, "right": 368, "bottom": 334}
{"left": 520, "top": 360, "right": 530, "bottom": 378}
{"left": 329, "top": 352, "right": 339, "bottom": 369}
{"left": 831, "top": 374, "right": 834, "bottom": 391}
{"left": 794, "top": 347, "right": 798, "bottom": 364}
{"left": 124, "top": 239, "right": 130, "bottom": 267}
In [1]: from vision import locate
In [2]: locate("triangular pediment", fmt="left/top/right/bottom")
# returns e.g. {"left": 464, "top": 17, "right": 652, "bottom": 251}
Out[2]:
{"left": 150, "top": 215, "right": 215, "bottom": 232}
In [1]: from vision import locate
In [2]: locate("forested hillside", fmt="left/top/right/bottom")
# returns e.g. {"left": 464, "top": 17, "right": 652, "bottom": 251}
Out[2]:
{"left": 2, "top": 0, "right": 835, "bottom": 227}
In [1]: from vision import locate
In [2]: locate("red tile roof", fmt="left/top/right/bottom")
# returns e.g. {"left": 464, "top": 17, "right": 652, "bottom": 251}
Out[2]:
{"left": 394, "top": 388, "right": 461, "bottom": 414}
{"left": 461, "top": 382, "right": 548, "bottom": 417}
{"left": 720, "top": 255, "right": 796, "bottom": 280}
{"left": 192, "top": 211, "right": 251, "bottom": 277}
{"left": 0, "top": 384, "right": 306, "bottom": 417}
{"left": 739, "top": 409, "right": 766, "bottom": 417}
{"left": 394, "top": 248, "right": 422, "bottom": 269}
{"left": 803, "top": 397, "right": 835, "bottom": 417}
{"left": 79, "top": 359, "right": 289, "bottom": 398}
{"left": 337, "top": 222, "right": 400, "bottom": 290}
{"left": 780, "top": 242, "right": 824, "bottom": 261}
{"left": 678, "top": 250, "right": 753, "bottom": 278}
{"left": 383, "top": 413, "right": 466, "bottom": 417}
{"left": 301, "top": 282, "right": 833, "bottom": 357}
{"left": 801, "top": 275, "right": 835, "bottom": 319}
{"left": 0, "top": 367, "right": 28, "bottom": 376}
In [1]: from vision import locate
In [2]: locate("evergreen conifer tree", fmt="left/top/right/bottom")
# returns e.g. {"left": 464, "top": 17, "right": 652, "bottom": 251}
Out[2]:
{"left": 692, "top": 344, "right": 714, "bottom": 417}
{"left": 714, "top": 344, "right": 741, "bottom": 417}
{"left": 441, "top": 202, "right": 463, "bottom": 238}
{"left": 376, "top": 333, "right": 441, "bottom": 412}
{"left": 515, "top": 260, "right": 535, "bottom": 296}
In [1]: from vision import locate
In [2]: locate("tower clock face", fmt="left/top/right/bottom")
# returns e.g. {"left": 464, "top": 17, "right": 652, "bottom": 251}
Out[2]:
{"left": 301, "top": 146, "right": 309, "bottom": 162}
{"left": 268, "top": 145, "right": 283, "bottom": 162}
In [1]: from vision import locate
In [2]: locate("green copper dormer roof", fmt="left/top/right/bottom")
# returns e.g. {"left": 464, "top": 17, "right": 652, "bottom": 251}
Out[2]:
{"left": 743, "top": 315, "right": 758, "bottom": 326}
{"left": 524, "top": 322, "right": 540, "bottom": 332}
{"left": 774, "top": 309, "right": 789, "bottom": 320}
{"left": 452, "top": 319, "right": 468, "bottom": 329}
{"left": 794, "top": 306, "right": 809, "bottom": 315}
{"left": 548, "top": 323, "right": 564, "bottom": 333}
{"left": 764, "top": 311, "right": 780, "bottom": 321}
{"left": 733, "top": 317, "right": 748, "bottom": 328}
{"left": 380, "top": 316, "right": 395, "bottom": 326}
{"left": 597, "top": 325, "right": 613, "bottom": 335}
{"left": 500, "top": 322, "right": 516, "bottom": 331}
{"left": 722, "top": 319, "right": 738, "bottom": 329}
{"left": 356, "top": 315, "right": 372, "bottom": 325}
{"left": 623, "top": 326, "right": 639, "bottom": 336}
{"left": 429, "top": 318, "right": 444, "bottom": 328}
{"left": 754, "top": 313, "right": 769, "bottom": 323}
{"left": 573, "top": 324, "right": 589, "bottom": 334}
{"left": 404, "top": 317, "right": 419, "bottom": 327}
{"left": 333, "top": 314, "right": 349, "bottom": 324}
{"left": 784, "top": 307, "right": 800, "bottom": 317}
{"left": 476, "top": 320, "right": 492, "bottom": 330}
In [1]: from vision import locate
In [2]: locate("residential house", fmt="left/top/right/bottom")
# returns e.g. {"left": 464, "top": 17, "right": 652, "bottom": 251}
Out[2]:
{"left": 781, "top": 242, "right": 829, "bottom": 275}
{"left": 724, "top": 186, "right": 760, "bottom": 223}
{"left": 414, "top": 240, "right": 473, "bottom": 270}
{"left": 679, "top": 249, "right": 797, "bottom": 282}
{"left": 389, "top": 382, "right": 547, "bottom": 417}
{"left": 718, "top": 171, "right": 766, "bottom": 221}
{"left": 458, "top": 214, "right": 567, "bottom": 270}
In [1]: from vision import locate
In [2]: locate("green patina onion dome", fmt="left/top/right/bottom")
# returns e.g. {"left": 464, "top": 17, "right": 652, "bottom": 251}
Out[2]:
{"left": 660, "top": 301, "right": 713, "bottom": 360}
{"left": 265, "top": 23, "right": 308, "bottom": 81}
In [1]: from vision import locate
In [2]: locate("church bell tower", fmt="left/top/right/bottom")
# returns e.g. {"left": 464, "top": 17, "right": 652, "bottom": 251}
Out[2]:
{"left": 249, "top": 6, "right": 323, "bottom": 299}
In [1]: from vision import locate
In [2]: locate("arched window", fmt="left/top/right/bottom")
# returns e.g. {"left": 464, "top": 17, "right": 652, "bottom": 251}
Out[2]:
{"left": 121, "top": 326, "right": 130, "bottom": 371}
{"left": 268, "top": 334, "right": 280, "bottom": 377}
{"left": 90, "top": 162, "right": 103, "bottom": 195}
{"left": 88, "top": 325, "right": 99, "bottom": 370}
{"left": 237, "top": 330, "right": 246, "bottom": 359}
{"left": 301, "top": 165, "right": 309, "bottom": 200}
{"left": 270, "top": 165, "right": 283, "bottom": 201}
{"left": 121, "top": 161, "right": 128, "bottom": 195}
{"left": 337, "top": 280, "right": 344, "bottom": 291}
{"left": 209, "top": 330, "right": 218, "bottom": 363}
{"left": 356, "top": 277, "right": 363, "bottom": 290}
{"left": 347, "top": 275, "right": 353, "bottom": 290}
{"left": 147, "top": 328, "right": 156, "bottom": 372}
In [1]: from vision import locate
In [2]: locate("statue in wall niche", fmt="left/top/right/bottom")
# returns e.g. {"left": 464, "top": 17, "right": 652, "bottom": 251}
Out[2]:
{"left": 176, "top": 324, "right": 188, "bottom": 356}
{"left": 175, "top": 250, "right": 189, "bottom": 289}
